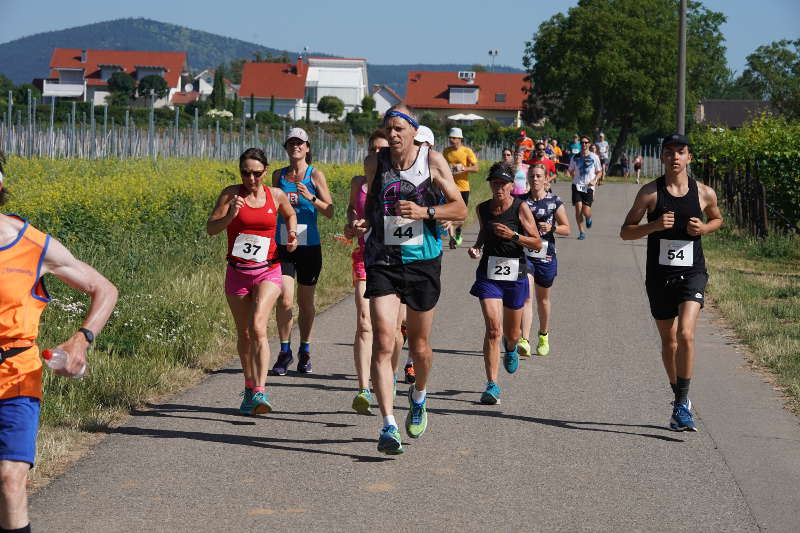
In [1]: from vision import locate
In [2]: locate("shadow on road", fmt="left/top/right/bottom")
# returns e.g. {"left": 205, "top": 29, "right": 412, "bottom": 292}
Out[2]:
{"left": 133, "top": 403, "right": 359, "bottom": 428}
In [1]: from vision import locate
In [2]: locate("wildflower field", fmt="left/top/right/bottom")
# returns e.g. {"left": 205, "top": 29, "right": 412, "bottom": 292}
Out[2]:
{"left": 4, "top": 155, "right": 491, "bottom": 478}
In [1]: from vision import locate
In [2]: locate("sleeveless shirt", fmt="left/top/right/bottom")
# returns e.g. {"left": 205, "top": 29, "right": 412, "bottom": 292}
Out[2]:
{"left": 226, "top": 186, "right": 279, "bottom": 266}
{"left": 477, "top": 198, "right": 527, "bottom": 280}
{"left": 276, "top": 166, "right": 320, "bottom": 246}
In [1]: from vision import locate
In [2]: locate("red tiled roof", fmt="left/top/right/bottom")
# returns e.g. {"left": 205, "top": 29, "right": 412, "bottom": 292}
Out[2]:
{"left": 405, "top": 71, "right": 527, "bottom": 111}
{"left": 238, "top": 61, "right": 307, "bottom": 99}
{"left": 171, "top": 91, "right": 200, "bottom": 105}
{"left": 49, "top": 48, "right": 186, "bottom": 88}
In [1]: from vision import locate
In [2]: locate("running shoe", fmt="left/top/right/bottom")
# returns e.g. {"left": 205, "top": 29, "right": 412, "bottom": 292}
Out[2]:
{"left": 269, "top": 349, "right": 293, "bottom": 376}
{"left": 297, "top": 351, "right": 312, "bottom": 373}
{"left": 536, "top": 333, "right": 550, "bottom": 356}
{"left": 454, "top": 232, "right": 464, "bottom": 247}
{"left": 577, "top": 232, "right": 586, "bottom": 240}
{"left": 503, "top": 341, "right": 519, "bottom": 374}
{"left": 377, "top": 425, "right": 404, "bottom": 455}
{"left": 352, "top": 389, "right": 372, "bottom": 415}
{"left": 517, "top": 337, "right": 531, "bottom": 358}
{"left": 448, "top": 237, "right": 457, "bottom": 249}
{"left": 250, "top": 391, "right": 273, "bottom": 414}
{"left": 586, "top": 217, "right": 593, "bottom": 228}
{"left": 480, "top": 382, "right": 501, "bottom": 405}
{"left": 406, "top": 388, "right": 428, "bottom": 438}
{"left": 239, "top": 389, "right": 254, "bottom": 415}
{"left": 404, "top": 362, "right": 416, "bottom": 384}
{"left": 669, "top": 401, "right": 697, "bottom": 432}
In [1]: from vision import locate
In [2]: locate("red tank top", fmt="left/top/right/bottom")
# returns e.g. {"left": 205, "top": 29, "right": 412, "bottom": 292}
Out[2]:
{"left": 226, "top": 186, "right": 279, "bottom": 265}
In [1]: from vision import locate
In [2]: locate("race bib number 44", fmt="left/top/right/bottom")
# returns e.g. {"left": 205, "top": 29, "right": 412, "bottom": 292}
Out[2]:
{"left": 280, "top": 224, "right": 308, "bottom": 246}
{"left": 232, "top": 233, "right": 270, "bottom": 262}
{"left": 384, "top": 216, "right": 423, "bottom": 246}
{"left": 487, "top": 256, "right": 520, "bottom": 281}
{"left": 659, "top": 239, "right": 693, "bottom": 267}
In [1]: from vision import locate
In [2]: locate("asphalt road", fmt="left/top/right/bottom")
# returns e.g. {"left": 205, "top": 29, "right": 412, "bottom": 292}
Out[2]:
{"left": 30, "top": 182, "right": 800, "bottom": 532}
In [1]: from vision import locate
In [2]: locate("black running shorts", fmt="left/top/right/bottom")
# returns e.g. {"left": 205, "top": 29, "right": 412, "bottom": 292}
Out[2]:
{"left": 460, "top": 191, "right": 470, "bottom": 206}
{"left": 277, "top": 245, "right": 323, "bottom": 286}
{"left": 364, "top": 255, "right": 442, "bottom": 312}
{"left": 645, "top": 271, "right": 708, "bottom": 320}
{"left": 571, "top": 184, "right": 594, "bottom": 206}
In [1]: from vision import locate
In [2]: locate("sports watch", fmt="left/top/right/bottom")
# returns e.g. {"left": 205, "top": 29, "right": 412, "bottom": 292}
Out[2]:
{"left": 78, "top": 327, "right": 95, "bottom": 344}
{"left": 427, "top": 207, "right": 436, "bottom": 219}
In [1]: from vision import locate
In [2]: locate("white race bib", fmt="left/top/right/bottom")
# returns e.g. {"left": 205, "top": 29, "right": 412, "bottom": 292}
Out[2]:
{"left": 487, "top": 256, "right": 520, "bottom": 281}
{"left": 280, "top": 223, "right": 308, "bottom": 246}
{"left": 384, "top": 216, "right": 423, "bottom": 246}
{"left": 659, "top": 239, "right": 693, "bottom": 267}
{"left": 232, "top": 233, "right": 270, "bottom": 263}
{"left": 525, "top": 245, "right": 548, "bottom": 260}
{"left": 575, "top": 183, "right": 588, "bottom": 193}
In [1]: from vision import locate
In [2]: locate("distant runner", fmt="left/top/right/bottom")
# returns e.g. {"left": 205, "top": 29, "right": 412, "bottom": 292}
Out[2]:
{"left": 443, "top": 127, "right": 478, "bottom": 249}
{"left": 620, "top": 133, "right": 723, "bottom": 431}
{"left": 468, "top": 162, "right": 542, "bottom": 404}
{"left": 596, "top": 132, "right": 610, "bottom": 183}
{"left": 568, "top": 136, "right": 602, "bottom": 240}
{"left": 515, "top": 130, "right": 534, "bottom": 161}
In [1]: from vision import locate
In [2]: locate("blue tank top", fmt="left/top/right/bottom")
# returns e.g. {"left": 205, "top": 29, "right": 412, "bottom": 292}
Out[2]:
{"left": 276, "top": 166, "right": 320, "bottom": 246}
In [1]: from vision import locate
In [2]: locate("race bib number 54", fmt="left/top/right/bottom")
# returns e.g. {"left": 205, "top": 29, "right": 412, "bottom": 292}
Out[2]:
{"left": 487, "top": 256, "right": 520, "bottom": 281}
{"left": 232, "top": 233, "right": 270, "bottom": 262}
{"left": 659, "top": 239, "right": 693, "bottom": 267}
{"left": 384, "top": 216, "right": 423, "bottom": 246}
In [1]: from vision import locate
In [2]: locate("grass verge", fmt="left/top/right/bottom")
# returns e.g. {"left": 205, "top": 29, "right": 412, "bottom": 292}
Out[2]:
{"left": 703, "top": 225, "right": 800, "bottom": 412}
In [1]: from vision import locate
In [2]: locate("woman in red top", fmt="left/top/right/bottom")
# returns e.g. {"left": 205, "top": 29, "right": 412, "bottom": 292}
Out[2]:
{"left": 207, "top": 148, "right": 298, "bottom": 415}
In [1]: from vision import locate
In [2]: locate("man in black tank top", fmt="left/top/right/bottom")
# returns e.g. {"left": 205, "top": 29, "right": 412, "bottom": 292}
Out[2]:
{"left": 620, "top": 134, "right": 723, "bottom": 432}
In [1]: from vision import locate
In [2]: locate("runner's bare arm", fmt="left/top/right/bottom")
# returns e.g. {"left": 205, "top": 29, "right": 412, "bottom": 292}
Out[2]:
{"left": 620, "top": 183, "right": 666, "bottom": 240}
{"left": 464, "top": 151, "right": 479, "bottom": 173}
{"left": 41, "top": 238, "right": 118, "bottom": 376}
{"left": 688, "top": 184, "right": 723, "bottom": 236}
{"left": 422, "top": 150, "right": 468, "bottom": 221}
{"left": 273, "top": 188, "right": 299, "bottom": 252}
{"left": 468, "top": 205, "right": 485, "bottom": 259}
{"left": 352, "top": 153, "right": 378, "bottom": 235}
{"left": 206, "top": 186, "right": 242, "bottom": 235}
{"left": 516, "top": 203, "right": 544, "bottom": 251}
{"left": 344, "top": 176, "right": 363, "bottom": 238}
{"left": 309, "top": 168, "right": 334, "bottom": 219}
{"left": 553, "top": 204, "right": 571, "bottom": 236}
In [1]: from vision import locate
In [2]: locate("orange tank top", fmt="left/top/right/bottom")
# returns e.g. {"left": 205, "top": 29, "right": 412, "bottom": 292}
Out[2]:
{"left": 0, "top": 216, "right": 50, "bottom": 400}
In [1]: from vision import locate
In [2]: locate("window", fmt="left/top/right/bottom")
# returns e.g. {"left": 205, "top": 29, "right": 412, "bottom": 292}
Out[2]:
{"left": 495, "top": 93, "right": 506, "bottom": 103}
{"left": 304, "top": 87, "right": 317, "bottom": 104}
{"left": 449, "top": 87, "right": 479, "bottom": 105}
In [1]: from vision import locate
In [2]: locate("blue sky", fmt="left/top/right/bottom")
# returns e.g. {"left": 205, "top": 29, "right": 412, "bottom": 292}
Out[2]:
{"left": 0, "top": 0, "right": 796, "bottom": 74}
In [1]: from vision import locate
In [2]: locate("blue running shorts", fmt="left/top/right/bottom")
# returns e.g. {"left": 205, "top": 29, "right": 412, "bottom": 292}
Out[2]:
{"left": 0, "top": 396, "right": 41, "bottom": 466}
{"left": 527, "top": 256, "right": 558, "bottom": 288}
{"left": 470, "top": 270, "right": 529, "bottom": 310}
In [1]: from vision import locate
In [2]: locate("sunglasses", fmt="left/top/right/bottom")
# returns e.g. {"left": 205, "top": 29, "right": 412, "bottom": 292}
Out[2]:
{"left": 581, "top": 141, "right": 590, "bottom": 144}
{"left": 240, "top": 169, "right": 266, "bottom": 178}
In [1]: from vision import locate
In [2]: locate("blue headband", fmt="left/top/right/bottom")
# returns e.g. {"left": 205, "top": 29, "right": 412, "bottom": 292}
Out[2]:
{"left": 383, "top": 110, "right": 419, "bottom": 129}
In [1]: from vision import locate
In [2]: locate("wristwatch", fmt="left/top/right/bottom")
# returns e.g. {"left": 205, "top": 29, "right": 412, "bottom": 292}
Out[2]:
{"left": 311, "top": 196, "right": 318, "bottom": 203}
{"left": 511, "top": 232, "right": 520, "bottom": 242}
{"left": 427, "top": 207, "right": 436, "bottom": 219}
{"left": 78, "top": 327, "right": 95, "bottom": 344}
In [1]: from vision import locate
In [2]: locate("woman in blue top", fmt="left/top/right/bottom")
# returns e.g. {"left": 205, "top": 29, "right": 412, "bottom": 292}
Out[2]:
{"left": 270, "top": 128, "right": 334, "bottom": 376}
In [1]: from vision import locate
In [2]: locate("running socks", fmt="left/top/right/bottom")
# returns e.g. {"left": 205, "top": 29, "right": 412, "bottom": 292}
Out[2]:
{"left": 383, "top": 415, "right": 397, "bottom": 428}
{"left": 244, "top": 379, "right": 255, "bottom": 390}
{"left": 670, "top": 382, "right": 678, "bottom": 396}
{"left": 675, "top": 377, "right": 691, "bottom": 405}
{"left": 300, "top": 341, "right": 311, "bottom": 353}
{"left": 280, "top": 340, "right": 291, "bottom": 352}
{"left": 411, "top": 386, "right": 426, "bottom": 403}
{"left": 253, "top": 386, "right": 265, "bottom": 394}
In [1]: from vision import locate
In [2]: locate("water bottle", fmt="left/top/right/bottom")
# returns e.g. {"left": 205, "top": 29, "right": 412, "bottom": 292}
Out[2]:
{"left": 42, "top": 348, "right": 86, "bottom": 378}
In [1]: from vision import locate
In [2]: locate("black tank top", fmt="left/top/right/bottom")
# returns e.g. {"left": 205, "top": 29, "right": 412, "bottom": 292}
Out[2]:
{"left": 646, "top": 176, "right": 706, "bottom": 280}
{"left": 478, "top": 198, "right": 527, "bottom": 280}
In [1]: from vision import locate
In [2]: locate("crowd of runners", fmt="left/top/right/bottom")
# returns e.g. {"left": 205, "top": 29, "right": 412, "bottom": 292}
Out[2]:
{"left": 0, "top": 104, "right": 723, "bottom": 530}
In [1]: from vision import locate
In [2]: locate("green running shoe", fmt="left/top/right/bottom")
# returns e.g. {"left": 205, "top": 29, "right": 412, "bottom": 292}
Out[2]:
{"left": 536, "top": 333, "right": 550, "bottom": 356}
{"left": 250, "top": 391, "right": 273, "bottom": 415}
{"left": 352, "top": 389, "right": 373, "bottom": 415}
{"left": 454, "top": 232, "right": 464, "bottom": 246}
{"left": 518, "top": 337, "right": 531, "bottom": 358}
{"left": 405, "top": 387, "right": 428, "bottom": 438}
{"left": 377, "top": 425, "right": 404, "bottom": 455}
{"left": 239, "top": 389, "right": 254, "bottom": 415}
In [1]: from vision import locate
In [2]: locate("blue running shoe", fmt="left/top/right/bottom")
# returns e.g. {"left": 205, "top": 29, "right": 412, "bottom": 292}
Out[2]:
{"left": 269, "top": 349, "right": 293, "bottom": 376}
{"left": 586, "top": 217, "right": 593, "bottom": 228}
{"left": 251, "top": 391, "right": 273, "bottom": 415}
{"left": 405, "top": 388, "right": 428, "bottom": 438}
{"left": 577, "top": 232, "right": 586, "bottom": 240}
{"left": 297, "top": 350, "right": 312, "bottom": 373}
{"left": 503, "top": 341, "right": 519, "bottom": 374}
{"left": 239, "top": 389, "right": 254, "bottom": 415}
{"left": 377, "top": 425, "right": 404, "bottom": 455}
{"left": 670, "top": 401, "right": 697, "bottom": 432}
{"left": 480, "top": 382, "right": 501, "bottom": 405}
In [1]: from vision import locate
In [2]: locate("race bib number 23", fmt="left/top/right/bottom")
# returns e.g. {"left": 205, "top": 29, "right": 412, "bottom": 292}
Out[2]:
{"left": 487, "top": 256, "right": 520, "bottom": 281}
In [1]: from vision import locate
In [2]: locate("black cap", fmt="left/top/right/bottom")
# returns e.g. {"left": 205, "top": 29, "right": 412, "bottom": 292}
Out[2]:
{"left": 486, "top": 169, "right": 514, "bottom": 183}
{"left": 662, "top": 133, "right": 690, "bottom": 148}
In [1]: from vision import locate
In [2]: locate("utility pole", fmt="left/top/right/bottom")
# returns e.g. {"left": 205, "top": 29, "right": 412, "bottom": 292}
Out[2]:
{"left": 488, "top": 50, "right": 499, "bottom": 73}
{"left": 676, "top": 0, "right": 687, "bottom": 134}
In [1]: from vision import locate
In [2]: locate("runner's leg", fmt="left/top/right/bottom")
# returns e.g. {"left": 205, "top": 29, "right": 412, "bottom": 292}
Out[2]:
{"left": 353, "top": 280, "right": 372, "bottom": 391}
{"left": 370, "top": 294, "right": 402, "bottom": 417}
{"left": 276, "top": 274, "right": 295, "bottom": 345}
{"left": 480, "top": 298, "right": 503, "bottom": 383}
{"left": 675, "top": 301, "right": 701, "bottom": 380}
{"left": 574, "top": 201, "right": 585, "bottom": 233}
{"left": 250, "top": 280, "right": 281, "bottom": 387}
{"left": 520, "top": 273, "right": 535, "bottom": 349}
{"left": 0, "top": 460, "right": 29, "bottom": 530}
{"left": 655, "top": 317, "right": 678, "bottom": 385}
{"left": 405, "top": 307, "right": 435, "bottom": 392}
{"left": 534, "top": 284, "right": 551, "bottom": 334}
{"left": 226, "top": 292, "right": 256, "bottom": 384}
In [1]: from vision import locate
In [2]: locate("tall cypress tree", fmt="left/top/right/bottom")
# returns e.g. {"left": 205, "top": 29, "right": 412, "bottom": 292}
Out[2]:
{"left": 211, "top": 68, "right": 226, "bottom": 110}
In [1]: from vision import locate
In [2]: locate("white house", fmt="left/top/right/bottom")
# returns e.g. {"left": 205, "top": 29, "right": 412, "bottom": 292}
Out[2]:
{"left": 371, "top": 84, "right": 403, "bottom": 115}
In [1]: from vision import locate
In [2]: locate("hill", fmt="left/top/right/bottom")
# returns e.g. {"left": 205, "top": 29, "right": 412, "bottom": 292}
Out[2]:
{"left": 0, "top": 18, "right": 523, "bottom": 97}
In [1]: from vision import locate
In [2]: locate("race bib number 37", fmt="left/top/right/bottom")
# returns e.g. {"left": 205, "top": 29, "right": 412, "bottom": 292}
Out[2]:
{"left": 658, "top": 239, "right": 693, "bottom": 267}
{"left": 232, "top": 233, "right": 270, "bottom": 262}
{"left": 384, "top": 216, "right": 423, "bottom": 246}
{"left": 487, "top": 256, "right": 520, "bottom": 281}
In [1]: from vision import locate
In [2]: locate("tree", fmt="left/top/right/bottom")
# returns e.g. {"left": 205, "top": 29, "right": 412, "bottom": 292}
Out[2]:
{"left": 361, "top": 94, "right": 376, "bottom": 113}
{"left": 469, "top": 65, "right": 488, "bottom": 73}
{"left": 739, "top": 39, "right": 800, "bottom": 119}
{"left": 0, "top": 74, "right": 14, "bottom": 100}
{"left": 523, "top": 0, "right": 729, "bottom": 159}
{"left": 138, "top": 75, "right": 169, "bottom": 100}
{"left": 107, "top": 72, "right": 136, "bottom": 106}
{"left": 210, "top": 68, "right": 226, "bottom": 110}
{"left": 13, "top": 83, "right": 41, "bottom": 104}
{"left": 317, "top": 95, "right": 345, "bottom": 121}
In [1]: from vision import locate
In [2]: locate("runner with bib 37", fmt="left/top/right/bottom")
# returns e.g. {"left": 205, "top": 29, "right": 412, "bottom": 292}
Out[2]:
{"left": 620, "top": 133, "right": 722, "bottom": 432}
{"left": 468, "top": 162, "right": 543, "bottom": 405}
